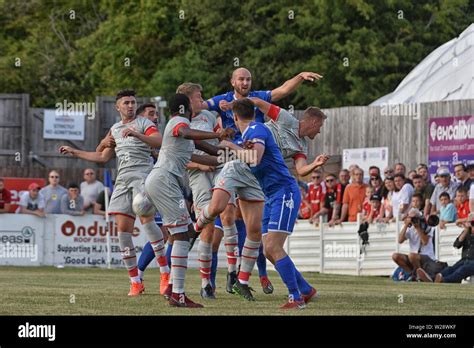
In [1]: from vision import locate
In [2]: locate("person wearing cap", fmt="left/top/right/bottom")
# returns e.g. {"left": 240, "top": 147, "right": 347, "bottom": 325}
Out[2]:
{"left": 392, "top": 208, "right": 445, "bottom": 281}
{"left": 429, "top": 167, "right": 459, "bottom": 216}
{"left": 363, "top": 193, "right": 382, "bottom": 224}
{"left": 453, "top": 163, "right": 472, "bottom": 191}
{"left": 39, "top": 170, "right": 68, "bottom": 214}
{"left": 16, "top": 183, "right": 45, "bottom": 217}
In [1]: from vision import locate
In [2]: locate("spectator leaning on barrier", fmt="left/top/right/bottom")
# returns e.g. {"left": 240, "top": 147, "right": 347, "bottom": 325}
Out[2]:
{"left": 410, "top": 193, "right": 424, "bottom": 214}
{"left": 16, "top": 183, "right": 45, "bottom": 217}
{"left": 392, "top": 208, "right": 446, "bottom": 281}
{"left": 438, "top": 192, "right": 457, "bottom": 229}
{"left": 412, "top": 174, "right": 433, "bottom": 217}
{"left": 431, "top": 215, "right": 474, "bottom": 283}
{"left": 348, "top": 164, "right": 360, "bottom": 183}
{"left": 308, "top": 169, "right": 326, "bottom": 223}
{"left": 392, "top": 174, "right": 414, "bottom": 220}
{"left": 430, "top": 167, "right": 459, "bottom": 216}
{"left": 60, "top": 183, "right": 85, "bottom": 216}
{"left": 455, "top": 187, "right": 470, "bottom": 226}
{"left": 80, "top": 168, "right": 104, "bottom": 213}
{"left": 336, "top": 167, "right": 367, "bottom": 223}
{"left": 369, "top": 174, "right": 383, "bottom": 196}
{"left": 320, "top": 173, "right": 342, "bottom": 224}
{"left": 0, "top": 178, "right": 12, "bottom": 214}
{"left": 40, "top": 170, "right": 68, "bottom": 214}
{"left": 379, "top": 176, "right": 395, "bottom": 223}
{"left": 454, "top": 163, "right": 472, "bottom": 191}
{"left": 338, "top": 169, "right": 350, "bottom": 197}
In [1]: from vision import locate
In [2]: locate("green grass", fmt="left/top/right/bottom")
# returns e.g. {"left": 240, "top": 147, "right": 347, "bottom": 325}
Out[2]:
{"left": 0, "top": 266, "right": 473, "bottom": 315}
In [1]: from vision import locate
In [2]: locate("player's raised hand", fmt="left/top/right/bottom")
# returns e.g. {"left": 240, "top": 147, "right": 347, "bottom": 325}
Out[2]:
{"left": 219, "top": 100, "right": 233, "bottom": 112}
{"left": 313, "top": 153, "right": 330, "bottom": 167}
{"left": 217, "top": 127, "right": 234, "bottom": 141}
{"left": 243, "top": 140, "right": 254, "bottom": 149}
{"left": 102, "top": 134, "right": 116, "bottom": 148}
{"left": 59, "top": 146, "right": 75, "bottom": 156}
{"left": 299, "top": 72, "right": 323, "bottom": 82}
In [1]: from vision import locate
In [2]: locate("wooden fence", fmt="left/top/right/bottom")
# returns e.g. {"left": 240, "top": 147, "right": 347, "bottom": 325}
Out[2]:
{"left": 0, "top": 94, "right": 473, "bottom": 184}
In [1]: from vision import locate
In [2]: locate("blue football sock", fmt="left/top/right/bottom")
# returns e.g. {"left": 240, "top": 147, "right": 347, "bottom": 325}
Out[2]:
{"left": 138, "top": 241, "right": 155, "bottom": 272}
{"left": 295, "top": 269, "right": 312, "bottom": 295}
{"left": 210, "top": 251, "right": 218, "bottom": 288}
{"left": 257, "top": 244, "right": 267, "bottom": 277}
{"left": 166, "top": 243, "right": 173, "bottom": 268}
{"left": 275, "top": 255, "right": 301, "bottom": 301}
{"left": 236, "top": 219, "right": 246, "bottom": 256}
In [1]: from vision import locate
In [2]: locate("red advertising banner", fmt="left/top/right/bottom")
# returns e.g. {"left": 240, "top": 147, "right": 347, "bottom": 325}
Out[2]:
{"left": 2, "top": 178, "right": 47, "bottom": 213}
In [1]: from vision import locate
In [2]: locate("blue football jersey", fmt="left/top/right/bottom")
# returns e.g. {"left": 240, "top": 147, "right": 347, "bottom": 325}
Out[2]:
{"left": 206, "top": 90, "right": 272, "bottom": 132}
{"left": 242, "top": 122, "right": 297, "bottom": 196}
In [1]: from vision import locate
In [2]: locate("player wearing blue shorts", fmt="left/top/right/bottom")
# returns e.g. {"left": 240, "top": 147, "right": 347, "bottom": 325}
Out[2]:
{"left": 215, "top": 98, "right": 317, "bottom": 309}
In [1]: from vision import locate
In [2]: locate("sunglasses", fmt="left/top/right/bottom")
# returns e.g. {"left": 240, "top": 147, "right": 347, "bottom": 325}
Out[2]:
{"left": 370, "top": 177, "right": 379, "bottom": 181}
{"left": 49, "top": 176, "right": 59, "bottom": 179}
{"left": 325, "top": 179, "right": 334, "bottom": 183}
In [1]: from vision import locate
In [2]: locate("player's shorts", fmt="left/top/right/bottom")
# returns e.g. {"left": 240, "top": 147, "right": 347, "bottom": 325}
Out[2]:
{"left": 145, "top": 168, "right": 189, "bottom": 235}
{"left": 262, "top": 183, "right": 301, "bottom": 235}
{"left": 214, "top": 216, "right": 223, "bottom": 232}
{"left": 108, "top": 167, "right": 151, "bottom": 220}
{"left": 188, "top": 169, "right": 216, "bottom": 215}
{"left": 213, "top": 160, "right": 264, "bottom": 202}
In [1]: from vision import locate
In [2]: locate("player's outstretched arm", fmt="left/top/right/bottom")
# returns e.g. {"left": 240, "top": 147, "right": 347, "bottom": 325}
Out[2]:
{"left": 249, "top": 97, "right": 271, "bottom": 115}
{"left": 294, "top": 153, "right": 330, "bottom": 177}
{"left": 190, "top": 154, "right": 220, "bottom": 167}
{"left": 195, "top": 140, "right": 220, "bottom": 156}
{"left": 59, "top": 146, "right": 115, "bottom": 164}
{"left": 178, "top": 126, "right": 229, "bottom": 142}
{"left": 121, "top": 129, "right": 162, "bottom": 148}
{"left": 219, "top": 140, "right": 264, "bottom": 166}
{"left": 271, "top": 71, "right": 323, "bottom": 101}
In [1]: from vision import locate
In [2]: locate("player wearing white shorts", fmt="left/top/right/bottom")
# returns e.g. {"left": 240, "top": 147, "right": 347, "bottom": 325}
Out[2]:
{"left": 60, "top": 89, "right": 170, "bottom": 297}
{"left": 144, "top": 93, "right": 229, "bottom": 308}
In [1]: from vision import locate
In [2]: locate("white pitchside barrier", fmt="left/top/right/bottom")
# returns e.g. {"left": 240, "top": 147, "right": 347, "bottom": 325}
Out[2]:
{"left": 0, "top": 213, "right": 467, "bottom": 277}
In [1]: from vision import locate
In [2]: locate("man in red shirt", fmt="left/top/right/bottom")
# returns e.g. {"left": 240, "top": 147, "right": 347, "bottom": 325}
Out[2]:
{"left": 455, "top": 187, "right": 470, "bottom": 226}
{"left": 0, "top": 178, "right": 12, "bottom": 214}
{"left": 308, "top": 169, "right": 326, "bottom": 223}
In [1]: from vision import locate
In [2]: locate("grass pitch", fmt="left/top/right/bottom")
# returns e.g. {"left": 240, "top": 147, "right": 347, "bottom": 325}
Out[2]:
{"left": 1, "top": 266, "right": 472, "bottom": 316}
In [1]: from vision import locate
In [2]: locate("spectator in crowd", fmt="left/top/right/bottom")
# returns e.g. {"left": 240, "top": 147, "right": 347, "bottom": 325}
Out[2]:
{"left": 369, "top": 174, "right": 383, "bottom": 196}
{"left": 432, "top": 217, "right": 474, "bottom": 283}
{"left": 407, "top": 170, "right": 417, "bottom": 182}
{"left": 362, "top": 186, "right": 375, "bottom": 217}
{"left": 455, "top": 187, "right": 470, "bottom": 226}
{"left": 438, "top": 192, "right": 457, "bottom": 229}
{"left": 378, "top": 176, "right": 395, "bottom": 223}
{"left": 392, "top": 208, "right": 445, "bottom": 281}
{"left": 383, "top": 166, "right": 395, "bottom": 178}
{"left": 338, "top": 169, "right": 350, "bottom": 197}
{"left": 430, "top": 167, "right": 459, "bottom": 216}
{"left": 394, "top": 162, "right": 406, "bottom": 176}
{"left": 410, "top": 193, "right": 424, "bottom": 214}
{"left": 80, "top": 168, "right": 104, "bottom": 213}
{"left": 298, "top": 185, "right": 311, "bottom": 220}
{"left": 454, "top": 163, "right": 472, "bottom": 191}
{"left": 348, "top": 164, "right": 360, "bottom": 183}
{"left": 392, "top": 174, "right": 414, "bottom": 220}
{"left": 40, "top": 170, "right": 68, "bottom": 214}
{"left": 362, "top": 193, "right": 382, "bottom": 224}
{"left": 368, "top": 166, "right": 381, "bottom": 178}
{"left": 93, "top": 188, "right": 112, "bottom": 216}
{"left": 416, "top": 163, "right": 434, "bottom": 187}
{"left": 308, "top": 169, "right": 326, "bottom": 223}
{"left": 336, "top": 168, "right": 367, "bottom": 223}
{"left": 60, "top": 183, "right": 85, "bottom": 216}
{"left": 412, "top": 174, "right": 434, "bottom": 217}
{"left": 16, "top": 183, "right": 45, "bottom": 217}
{"left": 0, "top": 178, "right": 12, "bottom": 214}
{"left": 469, "top": 164, "right": 474, "bottom": 213}
{"left": 324, "top": 173, "right": 344, "bottom": 226}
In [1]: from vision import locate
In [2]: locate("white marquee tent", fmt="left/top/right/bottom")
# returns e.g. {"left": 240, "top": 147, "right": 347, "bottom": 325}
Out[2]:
{"left": 371, "top": 23, "right": 474, "bottom": 105}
